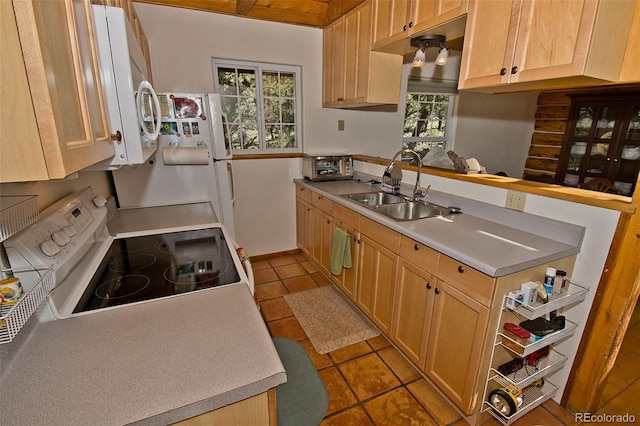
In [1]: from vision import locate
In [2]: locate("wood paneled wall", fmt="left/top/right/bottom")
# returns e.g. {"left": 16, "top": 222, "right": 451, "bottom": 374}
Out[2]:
{"left": 522, "top": 92, "right": 571, "bottom": 182}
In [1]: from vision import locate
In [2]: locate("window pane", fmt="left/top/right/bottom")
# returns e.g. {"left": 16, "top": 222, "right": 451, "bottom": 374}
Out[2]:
{"left": 238, "top": 69, "right": 256, "bottom": 96}
{"left": 280, "top": 73, "right": 295, "bottom": 97}
{"left": 265, "top": 124, "right": 281, "bottom": 148}
{"left": 263, "top": 72, "right": 279, "bottom": 97}
{"left": 282, "top": 125, "right": 296, "bottom": 148}
{"left": 241, "top": 122, "right": 259, "bottom": 149}
{"left": 282, "top": 99, "right": 294, "bottom": 123}
{"left": 264, "top": 98, "right": 280, "bottom": 123}
{"left": 218, "top": 68, "right": 238, "bottom": 96}
{"left": 402, "top": 92, "right": 452, "bottom": 156}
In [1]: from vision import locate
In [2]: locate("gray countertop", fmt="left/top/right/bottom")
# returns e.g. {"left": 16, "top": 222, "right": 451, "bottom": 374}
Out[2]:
{"left": 295, "top": 177, "right": 584, "bottom": 277}
{"left": 0, "top": 284, "right": 286, "bottom": 425}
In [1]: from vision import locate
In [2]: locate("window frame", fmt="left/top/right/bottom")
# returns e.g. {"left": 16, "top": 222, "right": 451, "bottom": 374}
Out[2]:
{"left": 402, "top": 92, "right": 456, "bottom": 155}
{"left": 212, "top": 59, "right": 302, "bottom": 154}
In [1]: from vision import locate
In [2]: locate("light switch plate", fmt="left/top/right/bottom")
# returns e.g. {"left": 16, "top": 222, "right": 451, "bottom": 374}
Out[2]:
{"left": 506, "top": 190, "right": 526, "bottom": 211}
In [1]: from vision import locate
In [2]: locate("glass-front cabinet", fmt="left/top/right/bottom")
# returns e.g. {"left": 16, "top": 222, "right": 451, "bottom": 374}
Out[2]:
{"left": 557, "top": 94, "right": 640, "bottom": 196}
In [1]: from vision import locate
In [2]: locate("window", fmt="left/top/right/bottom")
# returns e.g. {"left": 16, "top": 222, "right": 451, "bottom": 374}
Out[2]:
{"left": 402, "top": 93, "right": 454, "bottom": 157}
{"left": 213, "top": 60, "right": 302, "bottom": 153}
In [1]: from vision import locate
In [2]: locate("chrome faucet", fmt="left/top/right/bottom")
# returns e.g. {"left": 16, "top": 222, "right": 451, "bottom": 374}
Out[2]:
{"left": 383, "top": 149, "right": 429, "bottom": 201}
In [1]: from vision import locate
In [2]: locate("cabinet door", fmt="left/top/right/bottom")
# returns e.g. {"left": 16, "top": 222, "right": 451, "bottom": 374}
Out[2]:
{"left": 295, "top": 197, "right": 313, "bottom": 255}
{"left": 345, "top": 1, "right": 373, "bottom": 103}
{"left": 1, "top": 0, "right": 49, "bottom": 182}
{"left": 12, "top": 0, "right": 114, "bottom": 179}
{"left": 391, "top": 259, "right": 435, "bottom": 366}
{"left": 322, "top": 17, "right": 345, "bottom": 105}
{"left": 356, "top": 234, "right": 398, "bottom": 335}
{"left": 425, "top": 279, "right": 489, "bottom": 415}
{"left": 312, "top": 207, "right": 333, "bottom": 275}
{"left": 410, "top": 0, "right": 469, "bottom": 36}
{"left": 457, "top": 0, "right": 517, "bottom": 90}
{"left": 372, "top": 0, "right": 411, "bottom": 49}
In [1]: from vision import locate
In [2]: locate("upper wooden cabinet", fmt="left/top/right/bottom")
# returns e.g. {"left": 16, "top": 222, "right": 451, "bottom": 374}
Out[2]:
{"left": 372, "top": 0, "right": 468, "bottom": 53}
{"left": 322, "top": 0, "right": 403, "bottom": 108}
{"left": 458, "top": 0, "right": 637, "bottom": 93}
{"left": 2, "top": 0, "right": 114, "bottom": 182}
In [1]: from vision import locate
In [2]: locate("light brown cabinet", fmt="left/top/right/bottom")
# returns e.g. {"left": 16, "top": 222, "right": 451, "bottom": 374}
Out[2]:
{"left": 322, "top": 0, "right": 403, "bottom": 108}
{"left": 331, "top": 203, "right": 361, "bottom": 302}
{"left": 372, "top": 0, "right": 468, "bottom": 52}
{"left": 295, "top": 196, "right": 313, "bottom": 256}
{"left": 1, "top": 0, "right": 115, "bottom": 182}
{"left": 458, "top": 0, "right": 637, "bottom": 93}
{"left": 425, "top": 278, "right": 489, "bottom": 414}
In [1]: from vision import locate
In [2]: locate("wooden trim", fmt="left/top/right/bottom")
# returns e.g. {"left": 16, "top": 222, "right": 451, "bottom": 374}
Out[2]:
{"left": 352, "top": 154, "right": 636, "bottom": 214}
{"left": 232, "top": 153, "right": 304, "bottom": 160}
{"left": 250, "top": 249, "right": 303, "bottom": 262}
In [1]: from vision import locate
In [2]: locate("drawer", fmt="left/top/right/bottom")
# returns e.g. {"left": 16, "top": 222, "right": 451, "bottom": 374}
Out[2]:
{"left": 311, "top": 192, "right": 333, "bottom": 212}
{"left": 438, "top": 255, "right": 495, "bottom": 307}
{"left": 332, "top": 203, "right": 360, "bottom": 229}
{"left": 360, "top": 216, "right": 400, "bottom": 253}
{"left": 295, "top": 184, "right": 312, "bottom": 203}
{"left": 399, "top": 235, "right": 439, "bottom": 274}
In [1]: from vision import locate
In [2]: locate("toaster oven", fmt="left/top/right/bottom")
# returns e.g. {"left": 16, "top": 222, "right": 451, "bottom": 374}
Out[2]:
{"left": 303, "top": 155, "right": 353, "bottom": 181}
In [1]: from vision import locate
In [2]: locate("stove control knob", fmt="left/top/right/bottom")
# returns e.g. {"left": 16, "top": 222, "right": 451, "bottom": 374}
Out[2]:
{"left": 52, "top": 231, "right": 71, "bottom": 246}
{"left": 62, "top": 226, "right": 77, "bottom": 237}
{"left": 40, "top": 240, "right": 61, "bottom": 257}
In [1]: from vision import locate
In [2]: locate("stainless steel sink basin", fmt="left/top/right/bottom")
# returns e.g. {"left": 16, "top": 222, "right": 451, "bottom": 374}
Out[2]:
{"left": 342, "top": 191, "right": 455, "bottom": 221}
{"left": 343, "top": 191, "right": 406, "bottom": 206}
{"left": 372, "top": 201, "right": 450, "bottom": 221}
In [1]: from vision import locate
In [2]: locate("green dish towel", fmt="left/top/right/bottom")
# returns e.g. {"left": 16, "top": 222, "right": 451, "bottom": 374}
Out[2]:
{"left": 330, "top": 227, "right": 352, "bottom": 275}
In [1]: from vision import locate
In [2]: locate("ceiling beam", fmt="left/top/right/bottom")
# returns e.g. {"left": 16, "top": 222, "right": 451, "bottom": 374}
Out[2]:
{"left": 236, "top": 0, "right": 257, "bottom": 15}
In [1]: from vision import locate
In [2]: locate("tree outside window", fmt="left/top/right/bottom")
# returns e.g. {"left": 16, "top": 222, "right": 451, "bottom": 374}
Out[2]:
{"left": 214, "top": 61, "right": 301, "bottom": 153}
{"left": 402, "top": 93, "right": 453, "bottom": 159}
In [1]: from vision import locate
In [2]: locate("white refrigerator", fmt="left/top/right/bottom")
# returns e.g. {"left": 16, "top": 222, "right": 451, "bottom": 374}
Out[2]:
{"left": 112, "top": 93, "right": 236, "bottom": 239}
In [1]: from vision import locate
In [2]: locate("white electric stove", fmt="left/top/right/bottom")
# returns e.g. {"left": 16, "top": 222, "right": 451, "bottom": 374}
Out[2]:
{"left": 2, "top": 187, "right": 253, "bottom": 321}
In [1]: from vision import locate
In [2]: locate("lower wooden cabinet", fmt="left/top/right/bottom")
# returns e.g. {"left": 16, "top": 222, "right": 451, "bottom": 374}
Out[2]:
{"left": 356, "top": 233, "right": 398, "bottom": 335}
{"left": 312, "top": 207, "right": 333, "bottom": 275}
{"left": 331, "top": 219, "right": 359, "bottom": 302}
{"left": 391, "top": 259, "right": 436, "bottom": 366}
{"left": 424, "top": 279, "right": 490, "bottom": 414}
{"left": 295, "top": 196, "right": 313, "bottom": 256}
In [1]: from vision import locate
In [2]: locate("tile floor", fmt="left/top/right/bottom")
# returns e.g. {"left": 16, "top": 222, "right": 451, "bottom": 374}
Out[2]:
{"left": 254, "top": 251, "right": 582, "bottom": 426}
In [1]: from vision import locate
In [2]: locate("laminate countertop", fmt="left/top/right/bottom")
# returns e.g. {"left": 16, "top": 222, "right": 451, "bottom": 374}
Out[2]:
{"left": 295, "top": 177, "right": 585, "bottom": 277}
{"left": 0, "top": 283, "right": 286, "bottom": 426}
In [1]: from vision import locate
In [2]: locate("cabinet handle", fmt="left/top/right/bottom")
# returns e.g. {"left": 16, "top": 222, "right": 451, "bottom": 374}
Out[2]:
{"left": 110, "top": 131, "right": 122, "bottom": 142}
{"left": 326, "top": 219, "right": 331, "bottom": 224}
{"left": 500, "top": 68, "right": 507, "bottom": 76}
{"left": 408, "top": 21, "right": 413, "bottom": 28}
{"left": 435, "top": 287, "right": 440, "bottom": 295}
{"left": 458, "top": 265, "right": 465, "bottom": 273}
{"left": 414, "top": 244, "right": 420, "bottom": 251}
{"left": 403, "top": 24, "right": 407, "bottom": 31}
{"left": 511, "top": 66, "right": 519, "bottom": 74}
{"left": 427, "top": 282, "right": 432, "bottom": 290}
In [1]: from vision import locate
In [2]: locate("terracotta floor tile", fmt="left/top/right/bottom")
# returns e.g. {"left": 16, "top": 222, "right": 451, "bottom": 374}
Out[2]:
{"left": 367, "top": 334, "right": 391, "bottom": 351}
{"left": 299, "top": 339, "right": 332, "bottom": 370}
{"left": 408, "top": 379, "right": 462, "bottom": 425}
{"left": 318, "top": 366, "right": 358, "bottom": 415}
{"left": 267, "top": 316, "right": 307, "bottom": 341}
{"left": 330, "top": 341, "right": 373, "bottom": 364}
{"left": 320, "top": 406, "right": 373, "bottom": 426}
{"left": 511, "top": 405, "right": 565, "bottom": 426}
{"left": 378, "top": 346, "right": 421, "bottom": 384}
{"left": 364, "top": 387, "right": 436, "bottom": 425}
{"left": 283, "top": 274, "right": 319, "bottom": 293}
{"left": 255, "top": 281, "right": 288, "bottom": 301}
{"left": 251, "top": 259, "right": 272, "bottom": 271}
{"left": 339, "top": 353, "right": 401, "bottom": 401}
{"left": 311, "top": 271, "right": 332, "bottom": 286}
{"left": 254, "top": 268, "right": 279, "bottom": 284}
{"left": 275, "top": 263, "right": 308, "bottom": 279}
{"left": 259, "top": 297, "right": 292, "bottom": 322}
{"left": 269, "top": 255, "right": 298, "bottom": 267}
{"left": 301, "top": 260, "right": 319, "bottom": 274}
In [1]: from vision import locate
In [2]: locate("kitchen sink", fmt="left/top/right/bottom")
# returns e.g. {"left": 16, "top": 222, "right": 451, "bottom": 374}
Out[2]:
{"left": 343, "top": 191, "right": 406, "bottom": 206}
{"left": 342, "top": 191, "right": 456, "bottom": 221}
{"left": 372, "top": 201, "right": 450, "bottom": 221}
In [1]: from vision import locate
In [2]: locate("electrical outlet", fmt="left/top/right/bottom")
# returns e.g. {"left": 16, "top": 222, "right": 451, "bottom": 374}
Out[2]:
{"left": 337, "top": 120, "right": 345, "bottom": 131}
{"left": 505, "top": 190, "right": 527, "bottom": 211}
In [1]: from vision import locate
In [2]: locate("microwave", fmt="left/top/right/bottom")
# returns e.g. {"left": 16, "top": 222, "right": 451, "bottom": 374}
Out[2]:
{"left": 303, "top": 155, "right": 354, "bottom": 181}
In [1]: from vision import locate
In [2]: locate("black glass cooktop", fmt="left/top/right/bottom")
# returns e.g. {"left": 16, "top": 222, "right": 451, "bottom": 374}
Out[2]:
{"left": 73, "top": 227, "right": 241, "bottom": 313}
